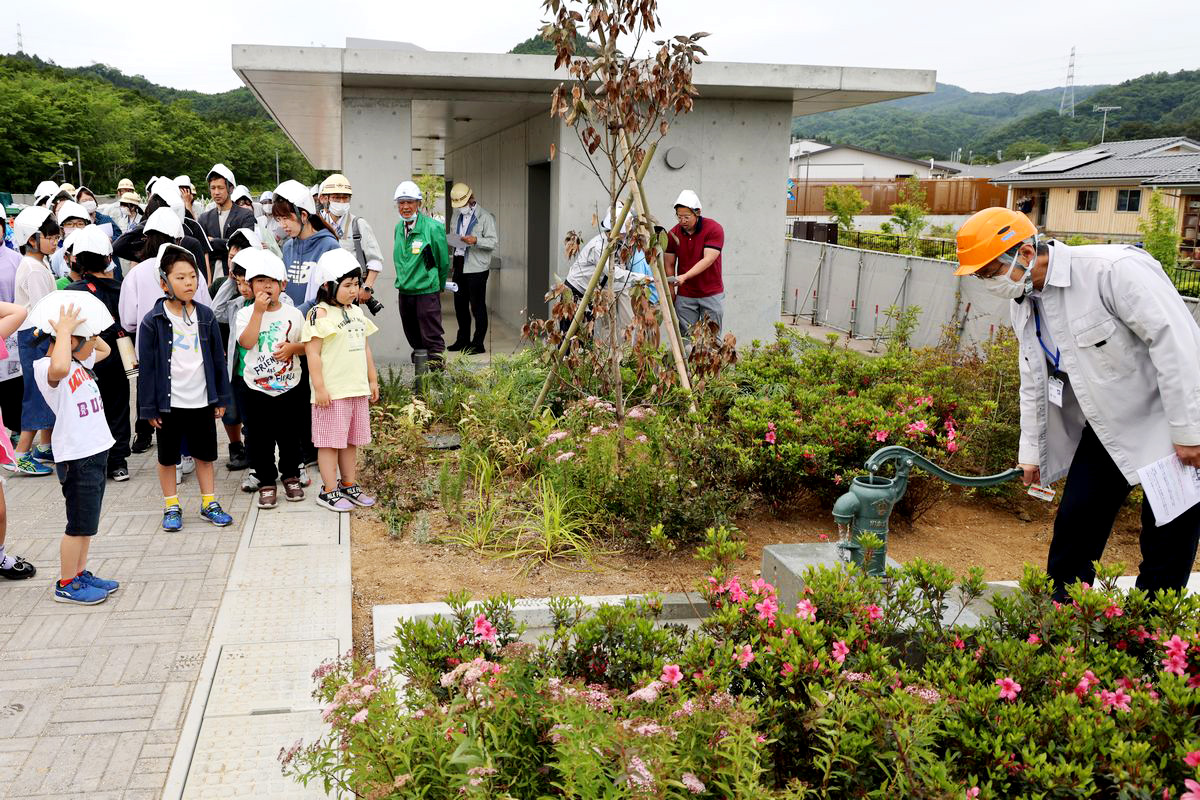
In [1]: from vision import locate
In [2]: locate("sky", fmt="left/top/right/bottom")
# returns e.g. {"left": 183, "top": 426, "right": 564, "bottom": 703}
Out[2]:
{"left": 13, "top": 0, "right": 1195, "bottom": 97}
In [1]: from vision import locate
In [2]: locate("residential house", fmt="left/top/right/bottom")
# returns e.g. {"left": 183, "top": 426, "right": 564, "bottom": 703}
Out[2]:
{"left": 992, "top": 137, "right": 1200, "bottom": 261}
{"left": 789, "top": 140, "right": 959, "bottom": 181}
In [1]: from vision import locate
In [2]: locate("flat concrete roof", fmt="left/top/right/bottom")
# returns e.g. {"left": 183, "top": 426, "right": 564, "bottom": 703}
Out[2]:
{"left": 232, "top": 43, "right": 935, "bottom": 173}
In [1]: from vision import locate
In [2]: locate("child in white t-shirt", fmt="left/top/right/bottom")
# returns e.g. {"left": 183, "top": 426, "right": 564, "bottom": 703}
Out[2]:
{"left": 33, "top": 301, "right": 117, "bottom": 605}
{"left": 0, "top": 300, "right": 34, "bottom": 580}
{"left": 302, "top": 250, "right": 379, "bottom": 513}
{"left": 233, "top": 250, "right": 307, "bottom": 509}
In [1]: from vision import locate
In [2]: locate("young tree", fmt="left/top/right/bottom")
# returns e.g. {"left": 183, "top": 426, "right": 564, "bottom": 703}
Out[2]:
{"left": 824, "top": 185, "right": 868, "bottom": 233}
{"left": 1138, "top": 189, "right": 1182, "bottom": 269}
{"left": 532, "top": 0, "right": 707, "bottom": 418}
{"left": 889, "top": 176, "right": 929, "bottom": 254}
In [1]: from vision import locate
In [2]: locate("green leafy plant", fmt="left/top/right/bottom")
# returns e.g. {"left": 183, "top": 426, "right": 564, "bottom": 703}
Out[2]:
{"left": 823, "top": 184, "right": 868, "bottom": 233}
{"left": 500, "top": 476, "right": 598, "bottom": 573}
{"left": 889, "top": 176, "right": 930, "bottom": 253}
{"left": 1139, "top": 189, "right": 1183, "bottom": 269}
{"left": 446, "top": 454, "right": 507, "bottom": 553}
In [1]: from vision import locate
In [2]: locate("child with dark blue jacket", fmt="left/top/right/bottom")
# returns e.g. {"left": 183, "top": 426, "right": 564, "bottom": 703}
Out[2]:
{"left": 137, "top": 244, "right": 234, "bottom": 532}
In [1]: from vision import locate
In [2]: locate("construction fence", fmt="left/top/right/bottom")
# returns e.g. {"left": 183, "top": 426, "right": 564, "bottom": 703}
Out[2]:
{"left": 786, "top": 177, "right": 1009, "bottom": 218}
{"left": 780, "top": 238, "right": 1200, "bottom": 351}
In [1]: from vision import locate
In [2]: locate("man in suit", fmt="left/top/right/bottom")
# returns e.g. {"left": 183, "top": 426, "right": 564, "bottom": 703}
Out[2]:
{"left": 198, "top": 163, "right": 255, "bottom": 279}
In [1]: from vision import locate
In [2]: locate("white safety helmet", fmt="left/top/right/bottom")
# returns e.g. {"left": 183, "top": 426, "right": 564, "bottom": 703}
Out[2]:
{"left": 12, "top": 206, "right": 53, "bottom": 246}
{"left": 601, "top": 203, "right": 635, "bottom": 233}
{"left": 258, "top": 191, "right": 273, "bottom": 203}
{"left": 56, "top": 200, "right": 90, "bottom": 226}
{"left": 144, "top": 207, "right": 184, "bottom": 239}
{"left": 311, "top": 248, "right": 363, "bottom": 289}
{"left": 33, "top": 180, "right": 59, "bottom": 206}
{"left": 71, "top": 224, "right": 114, "bottom": 257}
{"left": 207, "top": 163, "right": 235, "bottom": 188}
{"left": 229, "top": 227, "right": 264, "bottom": 252}
{"left": 673, "top": 189, "right": 702, "bottom": 213}
{"left": 393, "top": 180, "right": 422, "bottom": 202}
{"left": 243, "top": 250, "right": 288, "bottom": 283}
{"left": 272, "top": 180, "right": 316, "bottom": 216}
{"left": 149, "top": 177, "right": 187, "bottom": 222}
{"left": 230, "top": 184, "right": 252, "bottom": 205}
{"left": 174, "top": 175, "right": 196, "bottom": 193}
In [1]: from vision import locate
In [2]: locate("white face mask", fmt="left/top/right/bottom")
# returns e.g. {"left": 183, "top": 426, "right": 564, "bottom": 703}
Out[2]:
{"left": 329, "top": 201, "right": 350, "bottom": 217}
{"left": 261, "top": 202, "right": 273, "bottom": 215}
{"left": 81, "top": 200, "right": 97, "bottom": 214}
{"left": 980, "top": 252, "right": 1034, "bottom": 301}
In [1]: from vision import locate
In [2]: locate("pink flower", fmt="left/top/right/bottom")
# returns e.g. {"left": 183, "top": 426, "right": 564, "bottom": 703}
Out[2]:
{"left": 589, "top": 425, "right": 604, "bottom": 435}
{"left": 660, "top": 664, "right": 683, "bottom": 686}
{"left": 544, "top": 430, "right": 569, "bottom": 444}
{"left": 831, "top": 640, "right": 849, "bottom": 665}
{"left": 863, "top": 604, "right": 883, "bottom": 622}
{"left": 635, "top": 434, "right": 648, "bottom": 443}
{"left": 1100, "top": 688, "right": 1132, "bottom": 712}
{"left": 946, "top": 439, "right": 959, "bottom": 454}
{"left": 1104, "top": 604, "right": 1124, "bottom": 619}
{"left": 473, "top": 614, "right": 498, "bottom": 644}
{"left": 736, "top": 645, "right": 755, "bottom": 669}
{"left": 554, "top": 451, "right": 575, "bottom": 463}
{"left": 1184, "top": 751, "right": 1200, "bottom": 768}
{"left": 350, "top": 708, "right": 368, "bottom": 724}
{"left": 764, "top": 430, "right": 777, "bottom": 444}
{"left": 725, "top": 578, "right": 749, "bottom": 604}
{"left": 817, "top": 532, "right": 829, "bottom": 542}
{"left": 966, "top": 788, "right": 980, "bottom": 799}
{"left": 751, "top": 578, "right": 774, "bottom": 595}
{"left": 1164, "top": 652, "right": 1189, "bottom": 676}
{"left": 1027, "top": 633, "right": 1041, "bottom": 645}
{"left": 1075, "top": 670, "right": 1098, "bottom": 698}
{"left": 780, "top": 662, "right": 794, "bottom": 677}
{"left": 1184, "top": 779, "right": 1200, "bottom": 800}
{"left": 905, "top": 420, "right": 930, "bottom": 437}
{"left": 795, "top": 599, "right": 817, "bottom": 622}
{"left": 680, "top": 772, "right": 705, "bottom": 794}
{"left": 996, "top": 677, "right": 1022, "bottom": 701}
{"left": 754, "top": 596, "right": 779, "bottom": 625}
{"left": 872, "top": 429, "right": 889, "bottom": 442}
{"left": 952, "top": 637, "right": 965, "bottom": 650}
{"left": 1166, "top": 635, "right": 1190, "bottom": 658}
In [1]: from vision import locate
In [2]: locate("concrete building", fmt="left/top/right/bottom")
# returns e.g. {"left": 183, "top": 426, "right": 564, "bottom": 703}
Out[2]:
{"left": 789, "top": 139, "right": 958, "bottom": 181}
{"left": 233, "top": 39, "right": 934, "bottom": 361}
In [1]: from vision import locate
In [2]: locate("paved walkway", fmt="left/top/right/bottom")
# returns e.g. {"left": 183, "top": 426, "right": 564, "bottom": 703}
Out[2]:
{"left": 0, "top": 432, "right": 348, "bottom": 798}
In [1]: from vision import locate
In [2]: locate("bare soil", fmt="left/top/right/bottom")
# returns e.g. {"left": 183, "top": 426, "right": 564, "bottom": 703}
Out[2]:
{"left": 349, "top": 493, "right": 1146, "bottom": 658}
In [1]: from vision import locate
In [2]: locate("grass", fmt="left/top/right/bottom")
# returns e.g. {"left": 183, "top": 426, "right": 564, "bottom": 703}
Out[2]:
{"left": 444, "top": 454, "right": 508, "bottom": 553}
{"left": 497, "top": 477, "right": 600, "bottom": 574}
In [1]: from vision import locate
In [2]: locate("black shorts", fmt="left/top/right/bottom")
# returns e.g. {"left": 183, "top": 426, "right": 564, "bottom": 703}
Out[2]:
{"left": 57, "top": 451, "right": 109, "bottom": 537}
{"left": 155, "top": 405, "right": 219, "bottom": 466}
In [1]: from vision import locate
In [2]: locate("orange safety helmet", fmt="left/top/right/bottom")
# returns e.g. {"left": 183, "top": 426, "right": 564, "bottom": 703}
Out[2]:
{"left": 954, "top": 207, "right": 1037, "bottom": 276}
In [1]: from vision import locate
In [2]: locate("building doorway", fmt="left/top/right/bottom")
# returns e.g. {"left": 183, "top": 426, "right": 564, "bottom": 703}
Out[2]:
{"left": 527, "top": 162, "right": 552, "bottom": 320}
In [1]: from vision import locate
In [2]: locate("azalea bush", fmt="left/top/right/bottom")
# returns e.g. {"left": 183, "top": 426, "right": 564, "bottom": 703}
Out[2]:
{"left": 284, "top": 556, "right": 1200, "bottom": 798}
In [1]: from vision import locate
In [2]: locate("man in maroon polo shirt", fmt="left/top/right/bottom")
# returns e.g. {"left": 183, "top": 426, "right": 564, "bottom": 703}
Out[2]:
{"left": 664, "top": 189, "right": 725, "bottom": 338}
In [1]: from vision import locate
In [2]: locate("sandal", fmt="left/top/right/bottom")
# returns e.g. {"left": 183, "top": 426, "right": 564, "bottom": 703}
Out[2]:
{"left": 257, "top": 485, "right": 278, "bottom": 509}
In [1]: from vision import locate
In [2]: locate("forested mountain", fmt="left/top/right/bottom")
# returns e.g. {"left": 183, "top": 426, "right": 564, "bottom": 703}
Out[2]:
{"left": 0, "top": 53, "right": 318, "bottom": 193}
{"left": 793, "top": 70, "right": 1200, "bottom": 162}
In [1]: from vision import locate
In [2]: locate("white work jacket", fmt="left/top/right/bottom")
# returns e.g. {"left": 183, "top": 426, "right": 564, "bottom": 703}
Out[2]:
{"left": 1012, "top": 241, "right": 1200, "bottom": 485}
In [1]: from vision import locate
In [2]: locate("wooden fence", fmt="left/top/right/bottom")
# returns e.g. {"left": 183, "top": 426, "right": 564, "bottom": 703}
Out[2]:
{"left": 787, "top": 177, "right": 1009, "bottom": 217}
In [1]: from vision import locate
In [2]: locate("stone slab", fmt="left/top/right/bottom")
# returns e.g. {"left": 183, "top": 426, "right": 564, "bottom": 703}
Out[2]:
{"left": 180, "top": 711, "right": 328, "bottom": 799}
{"left": 374, "top": 592, "right": 709, "bottom": 667}
{"left": 248, "top": 510, "right": 340, "bottom": 547}
{"left": 203, "top": 641, "right": 337, "bottom": 717}
{"left": 225, "top": 546, "right": 350, "bottom": 589}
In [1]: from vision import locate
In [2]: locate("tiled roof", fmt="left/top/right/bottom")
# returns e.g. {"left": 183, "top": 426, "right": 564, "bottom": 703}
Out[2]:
{"left": 995, "top": 138, "right": 1200, "bottom": 184}
{"left": 1145, "top": 163, "right": 1200, "bottom": 187}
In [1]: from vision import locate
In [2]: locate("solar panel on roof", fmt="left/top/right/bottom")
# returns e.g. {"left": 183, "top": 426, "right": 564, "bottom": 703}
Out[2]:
{"left": 1020, "top": 149, "right": 1111, "bottom": 174}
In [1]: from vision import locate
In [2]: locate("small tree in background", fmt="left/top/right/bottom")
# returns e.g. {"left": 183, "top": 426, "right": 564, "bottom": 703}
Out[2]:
{"left": 824, "top": 184, "right": 868, "bottom": 233}
{"left": 889, "top": 176, "right": 929, "bottom": 254}
{"left": 414, "top": 175, "right": 444, "bottom": 215}
{"left": 1138, "top": 189, "right": 1182, "bottom": 268}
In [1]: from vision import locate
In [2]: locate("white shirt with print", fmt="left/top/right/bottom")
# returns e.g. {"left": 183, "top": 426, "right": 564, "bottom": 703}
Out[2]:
{"left": 33, "top": 356, "right": 114, "bottom": 462}
{"left": 234, "top": 303, "right": 304, "bottom": 396}
{"left": 165, "top": 305, "right": 208, "bottom": 408}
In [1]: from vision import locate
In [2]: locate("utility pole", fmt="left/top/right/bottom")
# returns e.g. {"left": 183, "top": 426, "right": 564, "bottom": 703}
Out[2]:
{"left": 1094, "top": 106, "right": 1121, "bottom": 143}
{"left": 1059, "top": 47, "right": 1076, "bottom": 117}
{"left": 75, "top": 145, "right": 82, "bottom": 187}
{"left": 275, "top": 150, "right": 280, "bottom": 185}
{"left": 16, "top": 24, "right": 24, "bottom": 53}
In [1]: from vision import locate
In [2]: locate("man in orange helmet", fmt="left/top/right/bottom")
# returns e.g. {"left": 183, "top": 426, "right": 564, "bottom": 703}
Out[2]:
{"left": 956, "top": 207, "right": 1200, "bottom": 601}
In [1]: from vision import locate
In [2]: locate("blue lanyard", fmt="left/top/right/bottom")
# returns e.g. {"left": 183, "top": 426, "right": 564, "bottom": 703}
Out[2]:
{"left": 1031, "top": 304, "right": 1061, "bottom": 373}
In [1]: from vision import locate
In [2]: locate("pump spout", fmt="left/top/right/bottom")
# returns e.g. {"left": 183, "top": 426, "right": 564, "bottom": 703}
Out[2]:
{"left": 865, "top": 446, "right": 1023, "bottom": 489}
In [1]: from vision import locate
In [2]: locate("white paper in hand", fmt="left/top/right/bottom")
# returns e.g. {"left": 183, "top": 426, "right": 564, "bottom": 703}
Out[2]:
{"left": 1137, "top": 453, "right": 1200, "bottom": 526}
{"left": 444, "top": 281, "right": 459, "bottom": 293}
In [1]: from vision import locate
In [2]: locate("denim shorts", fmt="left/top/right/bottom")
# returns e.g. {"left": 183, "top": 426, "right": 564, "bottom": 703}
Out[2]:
{"left": 17, "top": 328, "right": 54, "bottom": 432}
{"left": 57, "top": 450, "right": 110, "bottom": 537}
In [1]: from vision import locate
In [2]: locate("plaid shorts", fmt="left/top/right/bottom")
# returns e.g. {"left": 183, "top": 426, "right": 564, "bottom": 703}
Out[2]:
{"left": 311, "top": 395, "right": 371, "bottom": 450}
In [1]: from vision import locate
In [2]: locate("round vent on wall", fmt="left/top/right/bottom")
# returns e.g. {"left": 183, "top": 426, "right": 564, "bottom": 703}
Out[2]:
{"left": 664, "top": 147, "right": 690, "bottom": 170}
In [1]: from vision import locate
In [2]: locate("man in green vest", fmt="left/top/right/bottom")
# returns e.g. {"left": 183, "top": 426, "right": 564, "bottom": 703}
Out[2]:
{"left": 392, "top": 180, "right": 450, "bottom": 367}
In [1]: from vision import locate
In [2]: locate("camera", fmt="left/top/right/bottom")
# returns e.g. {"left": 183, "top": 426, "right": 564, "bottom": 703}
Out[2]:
{"left": 364, "top": 295, "right": 384, "bottom": 315}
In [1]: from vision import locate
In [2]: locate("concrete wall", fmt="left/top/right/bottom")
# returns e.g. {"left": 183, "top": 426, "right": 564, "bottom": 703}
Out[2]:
{"left": 341, "top": 93, "right": 413, "bottom": 364}
{"left": 555, "top": 98, "right": 793, "bottom": 346}
{"left": 444, "top": 113, "right": 558, "bottom": 336}
{"left": 789, "top": 150, "right": 942, "bottom": 181}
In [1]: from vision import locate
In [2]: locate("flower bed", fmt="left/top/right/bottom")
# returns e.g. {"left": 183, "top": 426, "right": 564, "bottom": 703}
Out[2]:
{"left": 284, "top": 555, "right": 1200, "bottom": 798}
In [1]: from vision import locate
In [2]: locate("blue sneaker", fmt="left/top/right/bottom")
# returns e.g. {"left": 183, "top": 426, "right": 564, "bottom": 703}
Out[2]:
{"left": 53, "top": 578, "right": 108, "bottom": 605}
{"left": 162, "top": 505, "right": 183, "bottom": 532}
{"left": 77, "top": 570, "right": 119, "bottom": 594}
{"left": 199, "top": 501, "right": 233, "bottom": 527}
{"left": 32, "top": 444, "right": 54, "bottom": 463}
{"left": 12, "top": 452, "right": 53, "bottom": 476}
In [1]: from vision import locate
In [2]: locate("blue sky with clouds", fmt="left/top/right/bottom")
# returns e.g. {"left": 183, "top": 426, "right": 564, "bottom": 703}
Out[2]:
{"left": 14, "top": 0, "right": 1194, "bottom": 95}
